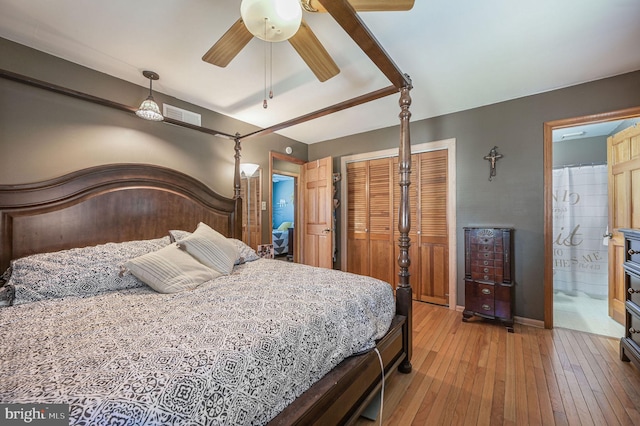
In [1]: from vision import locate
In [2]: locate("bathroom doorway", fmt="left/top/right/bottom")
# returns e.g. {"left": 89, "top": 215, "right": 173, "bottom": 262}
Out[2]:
{"left": 548, "top": 115, "right": 640, "bottom": 336}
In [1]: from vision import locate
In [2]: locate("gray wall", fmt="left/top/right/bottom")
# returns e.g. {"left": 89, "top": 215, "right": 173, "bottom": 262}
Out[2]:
{"left": 309, "top": 70, "right": 640, "bottom": 321}
{"left": 0, "top": 38, "right": 308, "bottom": 244}
{"left": 3, "top": 35, "right": 640, "bottom": 322}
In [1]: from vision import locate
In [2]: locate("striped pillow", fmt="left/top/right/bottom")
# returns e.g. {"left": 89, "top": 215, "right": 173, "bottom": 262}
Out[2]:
{"left": 124, "top": 244, "right": 220, "bottom": 293}
{"left": 175, "top": 222, "right": 238, "bottom": 275}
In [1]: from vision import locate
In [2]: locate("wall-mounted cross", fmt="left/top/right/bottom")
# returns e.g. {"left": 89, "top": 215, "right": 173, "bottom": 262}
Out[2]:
{"left": 483, "top": 146, "right": 503, "bottom": 181}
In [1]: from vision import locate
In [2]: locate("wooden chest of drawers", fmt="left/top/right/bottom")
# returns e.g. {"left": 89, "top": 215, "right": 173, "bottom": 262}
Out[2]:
{"left": 462, "top": 227, "right": 514, "bottom": 332}
{"left": 620, "top": 228, "right": 640, "bottom": 369}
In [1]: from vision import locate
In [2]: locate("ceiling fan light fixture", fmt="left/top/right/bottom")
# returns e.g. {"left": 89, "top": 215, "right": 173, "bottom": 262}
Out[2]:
{"left": 241, "top": 0, "right": 302, "bottom": 42}
{"left": 136, "top": 70, "right": 164, "bottom": 122}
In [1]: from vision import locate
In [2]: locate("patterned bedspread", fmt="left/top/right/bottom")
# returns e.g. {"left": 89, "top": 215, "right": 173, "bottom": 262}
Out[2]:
{"left": 0, "top": 259, "right": 394, "bottom": 425}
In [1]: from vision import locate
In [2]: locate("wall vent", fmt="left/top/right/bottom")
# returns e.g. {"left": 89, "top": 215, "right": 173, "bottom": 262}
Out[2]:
{"left": 163, "top": 104, "right": 202, "bottom": 127}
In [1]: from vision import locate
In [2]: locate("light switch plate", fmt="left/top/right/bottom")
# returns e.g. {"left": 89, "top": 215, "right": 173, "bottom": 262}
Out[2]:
{"left": 261, "top": 201, "right": 267, "bottom": 210}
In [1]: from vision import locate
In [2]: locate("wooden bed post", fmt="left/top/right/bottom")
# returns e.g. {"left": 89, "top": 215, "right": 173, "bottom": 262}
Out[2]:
{"left": 397, "top": 82, "right": 413, "bottom": 374}
{"left": 233, "top": 134, "right": 243, "bottom": 240}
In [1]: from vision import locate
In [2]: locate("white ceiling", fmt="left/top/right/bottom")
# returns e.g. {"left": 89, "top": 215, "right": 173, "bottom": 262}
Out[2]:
{"left": 1, "top": 0, "right": 639, "bottom": 144}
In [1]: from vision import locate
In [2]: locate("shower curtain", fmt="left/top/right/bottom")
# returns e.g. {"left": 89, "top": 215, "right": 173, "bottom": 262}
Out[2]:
{"left": 552, "top": 164, "right": 608, "bottom": 297}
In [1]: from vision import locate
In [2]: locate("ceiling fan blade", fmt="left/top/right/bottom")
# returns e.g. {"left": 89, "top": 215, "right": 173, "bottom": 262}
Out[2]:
{"left": 288, "top": 19, "right": 340, "bottom": 82}
{"left": 202, "top": 18, "right": 253, "bottom": 67}
{"left": 304, "top": 0, "right": 414, "bottom": 13}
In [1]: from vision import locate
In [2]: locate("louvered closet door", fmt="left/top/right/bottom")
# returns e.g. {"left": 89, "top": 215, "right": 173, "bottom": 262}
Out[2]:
{"left": 368, "top": 158, "right": 395, "bottom": 284}
{"left": 394, "top": 155, "right": 419, "bottom": 296}
{"left": 418, "top": 150, "right": 449, "bottom": 305}
{"left": 241, "top": 176, "right": 261, "bottom": 249}
{"left": 347, "top": 161, "right": 369, "bottom": 275}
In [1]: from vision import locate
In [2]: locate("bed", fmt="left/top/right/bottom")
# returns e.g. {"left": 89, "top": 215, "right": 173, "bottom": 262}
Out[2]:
{"left": 0, "top": 3, "right": 415, "bottom": 423}
{"left": 0, "top": 162, "right": 411, "bottom": 425}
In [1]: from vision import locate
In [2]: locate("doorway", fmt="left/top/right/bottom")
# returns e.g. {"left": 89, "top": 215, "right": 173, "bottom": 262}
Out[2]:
{"left": 272, "top": 173, "right": 296, "bottom": 260}
{"left": 551, "top": 123, "right": 629, "bottom": 337}
{"left": 269, "top": 151, "right": 304, "bottom": 263}
{"left": 544, "top": 107, "right": 640, "bottom": 331}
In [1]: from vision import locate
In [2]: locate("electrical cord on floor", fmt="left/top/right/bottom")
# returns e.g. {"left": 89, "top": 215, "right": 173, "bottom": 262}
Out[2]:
{"left": 374, "top": 348, "right": 385, "bottom": 426}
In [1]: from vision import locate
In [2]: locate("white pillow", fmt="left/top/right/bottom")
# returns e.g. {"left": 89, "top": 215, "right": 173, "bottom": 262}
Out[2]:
{"left": 169, "top": 230, "right": 259, "bottom": 265}
{"left": 124, "top": 244, "right": 221, "bottom": 293}
{"left": 175, "top": 222, "right": 238, "bottom": 275}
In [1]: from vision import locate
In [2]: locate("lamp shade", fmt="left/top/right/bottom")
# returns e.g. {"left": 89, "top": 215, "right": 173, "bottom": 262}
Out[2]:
{"left": 240, "top": 0, "right": 302, "bottom": 42}
{"left": 240, "top": 163, "right": 260, "bottom": 177}
{"left": 136, "top": 96, "right": 164, "bottom": 121}
{"left": 136, "top": 70, "right": 164, "bottom": 121}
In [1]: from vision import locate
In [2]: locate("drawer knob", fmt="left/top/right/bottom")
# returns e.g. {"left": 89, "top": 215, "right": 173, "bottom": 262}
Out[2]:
{"left": 629, "top": 328, "right": 640, "bottom": 334}
{"left": 628, "top": 288, "right": 640, "bottom": 294}
{"left": 629, "top": 249, "right": 640, "bottom": 256}
{"left": 482, "top": 288, "right": 491, "bottom": 295}
{"left": 482, "top": 304, "right": 491, "bottom": 311}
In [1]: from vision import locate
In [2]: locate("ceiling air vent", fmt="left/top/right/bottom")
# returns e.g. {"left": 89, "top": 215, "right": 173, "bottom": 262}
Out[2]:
{"left": 163, "top": 104, "right": 202, "bottom": 127}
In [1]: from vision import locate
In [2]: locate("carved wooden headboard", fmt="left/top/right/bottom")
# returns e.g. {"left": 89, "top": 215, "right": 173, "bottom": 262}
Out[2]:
{"left": 0, "top": 164, "right": 241, "bottom": 271}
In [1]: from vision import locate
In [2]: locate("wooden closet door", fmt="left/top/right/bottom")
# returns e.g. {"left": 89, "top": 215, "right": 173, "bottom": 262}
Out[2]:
{"left": 368, "top": 158, "right": 395, "bottom": 284}
{"left": 418, "top": 150, "right": 449, "bottom": 305}
{"left": 347, "top": 161, "right": 369, "bottom": 275}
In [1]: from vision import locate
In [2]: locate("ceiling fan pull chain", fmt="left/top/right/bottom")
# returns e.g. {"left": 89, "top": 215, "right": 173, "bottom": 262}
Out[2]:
{"left": 269, "top": 41, "right": 274, "bottom": 100}
{"left": 263, "top": 18, "right": 268, "bottom": 109}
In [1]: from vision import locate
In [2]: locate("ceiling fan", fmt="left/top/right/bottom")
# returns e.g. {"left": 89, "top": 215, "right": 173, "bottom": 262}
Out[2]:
{"left": 202, "top": 0, "right": 415, "bottom": 82}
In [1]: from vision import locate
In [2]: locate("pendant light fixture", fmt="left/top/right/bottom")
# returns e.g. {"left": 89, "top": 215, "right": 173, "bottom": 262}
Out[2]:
{"left": 136, "top": 70, "right": 164, "bottom": 121}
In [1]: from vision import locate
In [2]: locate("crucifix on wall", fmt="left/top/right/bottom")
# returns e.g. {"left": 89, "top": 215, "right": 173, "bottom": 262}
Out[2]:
{"left": 483, "top": 146, "right": 503, "bottom": 181}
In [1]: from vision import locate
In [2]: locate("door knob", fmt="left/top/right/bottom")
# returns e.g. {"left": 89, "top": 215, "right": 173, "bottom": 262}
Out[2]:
{"left": 323, "top": 228, "right": 331, "bottom": 233}
{"left": 603, "top": 233, "right": 613, "bottom": 239}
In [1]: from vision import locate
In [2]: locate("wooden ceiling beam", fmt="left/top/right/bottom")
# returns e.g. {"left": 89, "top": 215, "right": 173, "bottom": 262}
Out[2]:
{"left": 0, "top": 68, "right": 237, "bottom": 140}
{"left": 318, "top": 0, "right": 412, "bottom": 90}
{"left": 239, "top": 85, "right": 398, "bottom": 140}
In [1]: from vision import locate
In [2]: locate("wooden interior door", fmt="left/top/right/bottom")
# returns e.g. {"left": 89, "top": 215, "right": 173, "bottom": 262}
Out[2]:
{"left": 417, "top": 150, "right": 449, "bottom": 305}
{"left": 608, "top": 124, "right": 640, "bottom": 324}
{"left": 302, "top": 156, "right": 333, "bottom": 268}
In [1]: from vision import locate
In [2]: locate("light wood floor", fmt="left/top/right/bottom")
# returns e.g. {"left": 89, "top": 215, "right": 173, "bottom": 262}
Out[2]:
{"left": 355, "top": 301, "right": 640, "bottom": 425}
